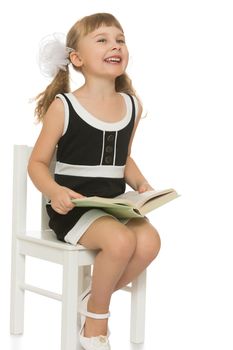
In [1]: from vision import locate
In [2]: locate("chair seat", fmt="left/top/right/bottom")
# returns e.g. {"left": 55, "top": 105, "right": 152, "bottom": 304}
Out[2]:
{"left": 17, "top": 229, "right": 90, "bottom": 251}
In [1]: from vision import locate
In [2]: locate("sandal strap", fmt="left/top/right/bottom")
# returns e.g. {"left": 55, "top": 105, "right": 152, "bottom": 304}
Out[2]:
{"left": 80, "top": 309, "right": 110, "bottom": 319}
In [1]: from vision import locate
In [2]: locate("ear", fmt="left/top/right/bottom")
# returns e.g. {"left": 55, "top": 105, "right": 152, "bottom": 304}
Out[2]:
{"left": 69, "top": 51, "right": 83, "bottom": 68}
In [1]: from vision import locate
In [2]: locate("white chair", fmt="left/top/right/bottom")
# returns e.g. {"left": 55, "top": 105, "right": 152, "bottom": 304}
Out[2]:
{"left": 10, "top": 145, "right": 147, "bottom": 350}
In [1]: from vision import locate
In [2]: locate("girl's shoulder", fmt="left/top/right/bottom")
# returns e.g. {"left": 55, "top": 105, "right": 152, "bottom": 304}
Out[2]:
{"left": 42, "top": 97, "right": 65, "bottom": 136}
{"left": 128, "top": 94, "right": 143, "bottom": 121}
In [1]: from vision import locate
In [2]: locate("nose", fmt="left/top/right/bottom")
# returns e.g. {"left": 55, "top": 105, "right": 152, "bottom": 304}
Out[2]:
{"left": 111, "top": 42, "right": 121, "bottom": 51}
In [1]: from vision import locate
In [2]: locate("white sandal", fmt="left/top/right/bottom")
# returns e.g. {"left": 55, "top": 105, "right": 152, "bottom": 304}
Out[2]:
{"left": 77, "top": 284, "right": 92, "bottom": 327}
{"left": 78, "top": 287, "right": 111, "bottom": 350}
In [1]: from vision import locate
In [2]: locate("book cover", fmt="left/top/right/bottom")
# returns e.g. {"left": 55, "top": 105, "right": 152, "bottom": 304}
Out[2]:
{"left": 71, "top": 188, "right": 179, "bottom": 219}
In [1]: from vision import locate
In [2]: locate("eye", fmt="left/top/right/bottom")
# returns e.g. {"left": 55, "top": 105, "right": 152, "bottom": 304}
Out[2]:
{"left": 97, "top": 38, "right": 107, "bottom": 43}
{"left": 117, "top": 39, "right": 125, "bottom": 44}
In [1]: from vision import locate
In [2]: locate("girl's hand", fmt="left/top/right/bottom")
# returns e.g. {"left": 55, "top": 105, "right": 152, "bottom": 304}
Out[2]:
{"left": 138, "top": 182, "right": 154, "bottom": 193}
{"left": 50, "top": 186, "right": 85, "bottom": 215}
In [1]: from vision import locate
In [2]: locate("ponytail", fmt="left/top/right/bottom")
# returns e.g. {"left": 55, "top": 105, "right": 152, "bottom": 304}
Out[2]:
{"left": 115, "top": 73, "right": 136, "bottom": 96}
{"left": 35, "top": 69, "right": 70, "bottom": 122}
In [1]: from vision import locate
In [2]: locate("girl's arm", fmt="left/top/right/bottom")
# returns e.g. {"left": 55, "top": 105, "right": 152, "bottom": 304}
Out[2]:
{"left": 124, "top": 100, "right": 154, "bottom": 193}
{"left": 124, "top": 156, "right": 154, "bottom": 192}
{"left": 28, "top": 99, "right": 83, "bottom": 215}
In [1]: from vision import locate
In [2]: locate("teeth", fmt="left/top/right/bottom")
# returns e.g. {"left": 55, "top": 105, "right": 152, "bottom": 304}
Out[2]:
{"left": 105, "top": 57, "right": 121, "bottom": 62}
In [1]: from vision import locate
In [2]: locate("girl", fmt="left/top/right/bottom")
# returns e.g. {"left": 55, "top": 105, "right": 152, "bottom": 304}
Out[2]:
{"left": 28, "top": 13, "right": 161, "bottom": 350}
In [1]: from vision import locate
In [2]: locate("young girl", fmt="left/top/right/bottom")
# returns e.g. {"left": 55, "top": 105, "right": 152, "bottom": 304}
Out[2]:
{"left": 28, "top": 12, "right": 161, "bottom": 350}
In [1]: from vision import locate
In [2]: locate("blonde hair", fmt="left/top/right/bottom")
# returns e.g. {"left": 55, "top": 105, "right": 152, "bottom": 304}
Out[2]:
{"left": 35, "top": 13, "right": 137, "bottom": 122}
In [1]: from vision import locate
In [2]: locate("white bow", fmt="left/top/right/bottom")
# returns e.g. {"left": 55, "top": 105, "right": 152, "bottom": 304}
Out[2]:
{"left": 38, "top": 32, "right": 73, "bottom": 78}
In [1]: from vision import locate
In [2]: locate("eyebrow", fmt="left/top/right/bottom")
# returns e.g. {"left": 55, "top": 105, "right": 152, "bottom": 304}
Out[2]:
{"left": 92, "top": 32, "right": 125, "bottom": 38}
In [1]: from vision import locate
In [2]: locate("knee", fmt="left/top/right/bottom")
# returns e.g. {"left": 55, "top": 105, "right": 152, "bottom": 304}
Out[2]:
{"left": 105, "top": 226, "right": 136, "bottom": 262}
{"left": 135, "top": 227, "right": 161, "bottom": 263}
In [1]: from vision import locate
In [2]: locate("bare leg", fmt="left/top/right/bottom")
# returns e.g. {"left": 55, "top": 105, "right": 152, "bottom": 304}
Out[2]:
{"left": 78, "top": 216, "right": 137, "bottom": 337}
{"left": 113, "top": 219, "right": 161, "bottom": 291}
{"left": 78, "top": 217, "right": 160, "bottom": 337}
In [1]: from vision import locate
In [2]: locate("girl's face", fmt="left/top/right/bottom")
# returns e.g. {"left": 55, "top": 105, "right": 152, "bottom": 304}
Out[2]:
{"left": 71, "top": 25, "right": 129, "bottom": 79}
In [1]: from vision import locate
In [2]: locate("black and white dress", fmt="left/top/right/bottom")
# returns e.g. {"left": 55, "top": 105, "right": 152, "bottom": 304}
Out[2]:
{"left": 46, "top": 92, "right": 138, "bottom": 245}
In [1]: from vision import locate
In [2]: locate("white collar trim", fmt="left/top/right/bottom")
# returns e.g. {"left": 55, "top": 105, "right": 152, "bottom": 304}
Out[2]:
{"left": 65, "top": 92, "right": 132, "bottom": 131}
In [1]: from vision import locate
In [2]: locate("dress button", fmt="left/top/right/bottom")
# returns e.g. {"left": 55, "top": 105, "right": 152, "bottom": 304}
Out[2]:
{"left": 105, "top": 145, "right": 113, "bottom": 153}
{"left": 107, "top": 134, "right": 114, "bottom": 142}
{"left": 104, "top": 155, "right": 112, "bottom": 164}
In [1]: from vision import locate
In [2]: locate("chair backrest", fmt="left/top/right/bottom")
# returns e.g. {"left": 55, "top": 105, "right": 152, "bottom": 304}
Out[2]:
{"left": 12, "top": 145, "right": 32, "bottom": 236}
{"left": 12, "top": 145, "right": 56, "bottom": 236}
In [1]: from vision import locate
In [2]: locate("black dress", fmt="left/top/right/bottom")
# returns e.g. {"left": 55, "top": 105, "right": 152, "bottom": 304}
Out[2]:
{"left": 46, "top": 92, "right": 137, "bottom": 244}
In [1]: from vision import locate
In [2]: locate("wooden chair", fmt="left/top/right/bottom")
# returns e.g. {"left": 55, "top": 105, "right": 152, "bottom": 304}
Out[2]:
{"left": 10, "top": 145, "right": 147, "bottom": 350}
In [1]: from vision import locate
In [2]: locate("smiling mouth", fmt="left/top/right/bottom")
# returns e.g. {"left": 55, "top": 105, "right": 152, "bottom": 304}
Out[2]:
{"left": 104, "top": 57, "right": 122, "bottom": 63}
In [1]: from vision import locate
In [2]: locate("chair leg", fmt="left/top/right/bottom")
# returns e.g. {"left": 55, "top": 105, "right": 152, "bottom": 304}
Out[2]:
{"left": 78, "top": 265, "right": 92, "bottom": 295}
{"left": 61, "top": 251, "right": 79, "bottom": 350}
{"left": 10, "top": 240, "right": 26, "bottom": 335}
{"left": 83, "top": 265, "right": 92, "bottom": 290}
{"left": 130, "top": 269, "right": 147, "bottom": 343}
{"left": 78, "top": 266, "right": 85, "bottom": 296}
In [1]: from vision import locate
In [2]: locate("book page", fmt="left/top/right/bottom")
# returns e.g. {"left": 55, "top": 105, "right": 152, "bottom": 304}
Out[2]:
{"left": 71, "top": 196, "right": 133, "bottom": 207}
{"left": 138, "top": 191, "right": 180, "bottom": 215}
{"left": 117, "top": 189, "right": 175, "bottom": 208}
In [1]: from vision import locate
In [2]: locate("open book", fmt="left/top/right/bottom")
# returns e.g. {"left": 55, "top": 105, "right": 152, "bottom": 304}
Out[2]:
{"left": 71, "top": 188, "right": 179, "bottom": 219}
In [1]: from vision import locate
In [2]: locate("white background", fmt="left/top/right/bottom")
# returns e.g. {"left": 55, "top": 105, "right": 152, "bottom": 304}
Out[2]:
{"left": 1, "top": 0, "right": 233, "bottom": 349}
